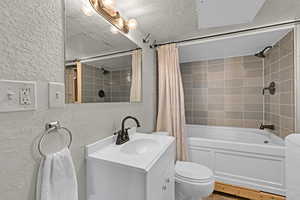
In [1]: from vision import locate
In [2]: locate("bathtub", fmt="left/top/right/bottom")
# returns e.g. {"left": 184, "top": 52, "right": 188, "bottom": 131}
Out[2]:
{"left": 186, "top": 125, "right": 285, "bottom": 196}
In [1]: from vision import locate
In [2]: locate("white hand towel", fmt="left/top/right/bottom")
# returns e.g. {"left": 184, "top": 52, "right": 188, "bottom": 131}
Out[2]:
{"left": 36, "top": 148, "right": 78, "bottom": 200}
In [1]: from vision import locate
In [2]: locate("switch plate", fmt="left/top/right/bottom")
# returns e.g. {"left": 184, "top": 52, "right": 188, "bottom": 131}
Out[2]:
{"left": 49, "top": 82, "right": 65, "bottom": 108}
{"left": 0, "top": 80, "right": 37, "bottom": 112}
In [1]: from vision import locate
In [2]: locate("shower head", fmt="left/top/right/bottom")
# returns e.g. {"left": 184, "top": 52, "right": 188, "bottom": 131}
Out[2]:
{"left": 101, "top": 67, "right": 110, "bottom": 75}
{"left": 254, "top": 46, "right": 273, "bottom": 58}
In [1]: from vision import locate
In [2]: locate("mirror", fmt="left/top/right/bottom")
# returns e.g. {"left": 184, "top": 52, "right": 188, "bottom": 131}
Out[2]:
{"left": 64, "top": 0, "right": 142, "bottom": 103}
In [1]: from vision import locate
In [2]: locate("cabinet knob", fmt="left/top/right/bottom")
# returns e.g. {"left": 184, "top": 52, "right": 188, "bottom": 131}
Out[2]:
{"left": 162, "top": 185, "right": 167, "bottom": 191}
{"left": 165, "top": 178, "right": 170, "bottom": 183}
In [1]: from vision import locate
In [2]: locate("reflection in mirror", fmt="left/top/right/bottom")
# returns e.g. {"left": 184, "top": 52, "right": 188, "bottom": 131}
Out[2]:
{"left": 65, "top": 49, "right": 142, "bottom": 103}
{"left": 64, "top": 0, "right": 142, "bottom": 104}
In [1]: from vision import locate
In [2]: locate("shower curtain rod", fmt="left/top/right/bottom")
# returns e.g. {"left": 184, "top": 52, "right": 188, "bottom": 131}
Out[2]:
{"left": 65, "top": 48, "right": 141, "bottom": 65}
{"left": 154, "top": 19, "right": 300, "bottom": 48}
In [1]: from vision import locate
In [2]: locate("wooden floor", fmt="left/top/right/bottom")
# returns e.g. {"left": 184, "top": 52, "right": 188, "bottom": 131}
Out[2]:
{"left": 204, "top": 192, "right": 249, "bottom": 200}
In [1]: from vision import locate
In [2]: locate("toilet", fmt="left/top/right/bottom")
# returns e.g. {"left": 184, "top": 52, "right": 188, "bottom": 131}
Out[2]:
{"left": 175, "top": 161, "right": 215, "bottom": 200}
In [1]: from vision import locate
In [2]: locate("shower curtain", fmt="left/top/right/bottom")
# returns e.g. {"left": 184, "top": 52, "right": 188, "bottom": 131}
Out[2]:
{"left": 130, "top": 49, "right": 142, "bottom": 102}
{"left": 156, "top": 44, "right": 187, "bottom": 161}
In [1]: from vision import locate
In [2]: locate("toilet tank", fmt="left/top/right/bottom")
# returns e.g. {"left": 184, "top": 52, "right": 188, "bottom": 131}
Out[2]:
{"left": 285, "top": 134, "right": 300, "bottom": 200}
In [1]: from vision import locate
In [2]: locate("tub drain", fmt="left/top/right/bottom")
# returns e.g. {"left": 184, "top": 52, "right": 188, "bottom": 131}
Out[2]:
{"left": 264, "top": 140, "right": 269, "bottom": 144}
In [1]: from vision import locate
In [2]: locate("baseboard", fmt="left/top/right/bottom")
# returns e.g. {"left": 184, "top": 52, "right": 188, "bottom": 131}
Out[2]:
{"left": 214, "top": 182, "right": 285, "bottom": 200}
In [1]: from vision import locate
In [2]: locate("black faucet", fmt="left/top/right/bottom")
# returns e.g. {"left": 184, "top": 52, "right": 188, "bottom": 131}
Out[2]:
{"left": 114, "top": 116, "right": 141, "bottom": 145}
{"left": 262, "top": 82, "right": 276, "bottom": 95}
{"left": 259, "top": 124, "right": 275, "bottom": 130}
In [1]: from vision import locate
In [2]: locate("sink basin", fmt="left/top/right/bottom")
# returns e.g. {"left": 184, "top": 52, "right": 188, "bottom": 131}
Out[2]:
{"left": 86, "top": 133, "right": 175, "bottom": 171}
{"left": 121, "top": 138, "right": 160, "bottom": 155}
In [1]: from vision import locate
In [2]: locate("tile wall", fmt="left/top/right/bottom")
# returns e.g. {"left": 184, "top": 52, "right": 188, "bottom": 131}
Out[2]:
{"left": 181, "top": 55, "right": 264, "bottom": 128}
{"left": 264, "top": 31, "right": 295, "bottom": 138}
{"left": 81, "top": 64, "right": 132, "bottom": 103}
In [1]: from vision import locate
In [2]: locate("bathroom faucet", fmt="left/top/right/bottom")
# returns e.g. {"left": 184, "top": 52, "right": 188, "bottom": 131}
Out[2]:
{"left": 114, "top": 116, "right": 141, "bottom": 145}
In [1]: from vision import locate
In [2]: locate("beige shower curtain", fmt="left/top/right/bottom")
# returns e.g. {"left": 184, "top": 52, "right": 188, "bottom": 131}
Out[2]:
{"left": 130, "top": 49, "right": 142, "bottom": 102}
{"left": 156, "top": 44, "right": 187, "bottom": 161}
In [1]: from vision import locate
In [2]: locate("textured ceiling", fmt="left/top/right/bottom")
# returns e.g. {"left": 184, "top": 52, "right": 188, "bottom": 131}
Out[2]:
{"left": 115, "top": 0, "right": 300, "bottom": 43}
{"left": 65, "top": 0, "right": 138, "bottom": 61}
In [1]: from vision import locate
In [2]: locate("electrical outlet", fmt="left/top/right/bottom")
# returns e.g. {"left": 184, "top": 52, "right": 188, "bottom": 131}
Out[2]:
{"left": 20, "top": 88, "right": 32, "bottom": 105}
{"left": 0, "top": 80, "right": 36, "bottom": 112}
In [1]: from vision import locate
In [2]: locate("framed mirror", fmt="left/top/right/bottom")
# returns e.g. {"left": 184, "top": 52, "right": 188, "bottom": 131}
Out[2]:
{"left": 64, "top": 0, "right": 142, "bottom": 104}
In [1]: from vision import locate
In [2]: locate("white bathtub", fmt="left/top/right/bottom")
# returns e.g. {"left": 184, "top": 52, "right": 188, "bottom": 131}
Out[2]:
{"left": 186, "top": 125, "right": 285, "bottom": 196}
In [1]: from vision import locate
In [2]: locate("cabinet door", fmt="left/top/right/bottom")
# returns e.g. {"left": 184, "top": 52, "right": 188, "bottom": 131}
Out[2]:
{"left": 147, "top": 166, "right": 172, "bottom": 200}
{"left": 146, "top": 143, "right": 176, "bottom": 200}
{"left": 162, "top": 163, "right": 175, "bottom": 200}
{"left": 148, "top": 172, "right": 165, "bottom": 200}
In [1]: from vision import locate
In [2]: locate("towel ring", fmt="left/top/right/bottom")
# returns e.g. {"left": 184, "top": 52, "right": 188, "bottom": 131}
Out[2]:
{"left": 38, "top": 121, "right": 72, "bottom": 157}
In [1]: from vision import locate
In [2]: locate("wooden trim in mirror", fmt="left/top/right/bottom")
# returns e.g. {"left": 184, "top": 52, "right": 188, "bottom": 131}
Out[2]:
{"left": 76, "top": 61, "right": 82, "bottom": 103}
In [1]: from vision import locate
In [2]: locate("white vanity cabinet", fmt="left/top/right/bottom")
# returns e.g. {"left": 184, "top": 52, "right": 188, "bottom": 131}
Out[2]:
{"left": 86, "top": 133, "right": 175, "bottom": 200}
{"left": 146, "top": 143, "right": 175, "bottom": 200}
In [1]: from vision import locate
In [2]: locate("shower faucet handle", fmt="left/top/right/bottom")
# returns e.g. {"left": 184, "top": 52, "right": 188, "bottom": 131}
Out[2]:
{"left": 262, "top": 82, "right": 276, "bottom": 95}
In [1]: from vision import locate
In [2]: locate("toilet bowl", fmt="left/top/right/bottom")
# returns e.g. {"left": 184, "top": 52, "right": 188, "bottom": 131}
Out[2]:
{"left": 175, "top": 161, "right": 214, "bottom": 200}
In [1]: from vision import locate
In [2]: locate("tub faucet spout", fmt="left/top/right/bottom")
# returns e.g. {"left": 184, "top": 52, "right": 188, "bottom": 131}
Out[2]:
{"left": 259, "top": 124, "right": 274, "bottom": 130}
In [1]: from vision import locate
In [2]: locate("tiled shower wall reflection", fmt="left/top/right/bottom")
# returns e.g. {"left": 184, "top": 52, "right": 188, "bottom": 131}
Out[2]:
{"left": 264, "top": 31, "right": 295, "bottom": 138}
{"left": 181, "top": 56, "right": 264, "bottom": 128}
{"left": 82, "top": 64, "right": 131, "bottom": 103}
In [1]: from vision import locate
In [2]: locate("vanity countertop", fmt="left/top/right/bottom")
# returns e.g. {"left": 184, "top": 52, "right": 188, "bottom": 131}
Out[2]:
{"left": 86, "top": 133, "right": 175, "bottom": 172}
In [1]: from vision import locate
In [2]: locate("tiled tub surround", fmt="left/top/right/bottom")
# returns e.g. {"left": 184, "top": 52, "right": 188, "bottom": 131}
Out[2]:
{"left": 181, "top": 55, "right": 264, "bottom": 128}
{"left": 264, "top": 31, "right": 295, "bottom": 138}
{"left": 81, "top": 64, "right": 132, "bottom": 103}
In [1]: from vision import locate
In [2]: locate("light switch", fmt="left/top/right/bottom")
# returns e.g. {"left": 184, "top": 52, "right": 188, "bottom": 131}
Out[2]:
{"left": 49, "top": 82, "right": 65, "bottom": 108}
{"left": 0, "top": 80, "right": 37, "bottom": 112}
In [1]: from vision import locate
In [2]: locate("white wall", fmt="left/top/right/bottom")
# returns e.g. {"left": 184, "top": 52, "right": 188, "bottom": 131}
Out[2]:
{"left": 179, "top": 27, "right": 291, "bottom": 63}
{"left": 0, "top": 1, "right": 156, "bottom": 200}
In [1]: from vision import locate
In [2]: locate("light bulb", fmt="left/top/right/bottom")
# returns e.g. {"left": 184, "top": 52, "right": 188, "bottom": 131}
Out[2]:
{"left": 110, "top": 26, "right": 119, "bottom": 34}
{"left": 127, "top": 19, "right": 138, "bottom": 30}
{"left": 102, "top": 0, "right": 115, "bottom": 8}
{"left": 117, "top": 18, "right": 124, "bottom": 28}
{"left": 81, "top": 6, "right": 94, "bottom": 16}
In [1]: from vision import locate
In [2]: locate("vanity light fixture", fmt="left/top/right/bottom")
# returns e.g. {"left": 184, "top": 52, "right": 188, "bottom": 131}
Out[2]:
{"left": 102, "top": 0, "right": 115, "bottom": 9}
{"left": 117, "top": 17, "right": 125, "bottom": 29}
{"left": 127, "top": 18, "right": 138, "bottom": 30}
{"left": 110, "top": 26, "right": 119, "bottom": 34}
{"left": 89, "top": 0, "right": 137, "bottom": 33}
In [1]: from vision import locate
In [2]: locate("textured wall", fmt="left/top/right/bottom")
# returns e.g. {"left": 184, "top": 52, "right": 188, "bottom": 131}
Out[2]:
{"left": 264, "top": 31, "right": 295, "bottom": 138}
{"left": 181, "top": 56, "right": 264, "bottom": 128}
{"left": 0, "top": 1, "right": 156, "bottom": 200}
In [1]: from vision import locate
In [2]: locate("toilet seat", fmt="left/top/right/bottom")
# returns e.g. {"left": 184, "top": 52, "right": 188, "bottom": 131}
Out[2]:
{"left": 175, "top": 161, "right": 214, "bottom": 183}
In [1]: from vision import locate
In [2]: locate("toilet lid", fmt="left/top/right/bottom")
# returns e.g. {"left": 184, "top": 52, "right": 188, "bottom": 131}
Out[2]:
{"left": 175, "top": 161, "right": 213, "bottom": 182}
